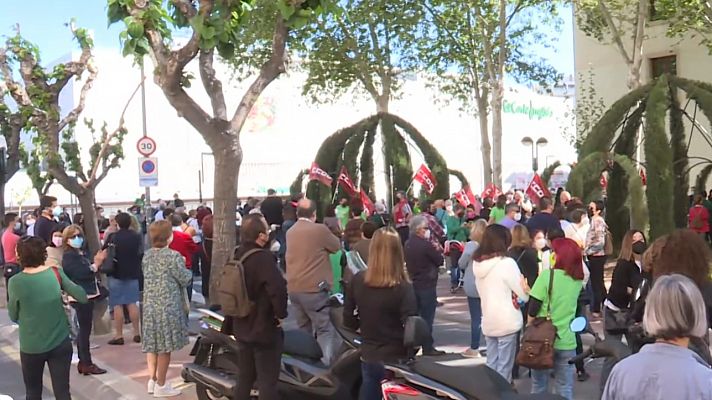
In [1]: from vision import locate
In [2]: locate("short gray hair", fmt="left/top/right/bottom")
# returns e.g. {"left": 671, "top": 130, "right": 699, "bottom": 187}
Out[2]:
{"left": 643, "top": 274, "right": 707, "bottom": 340}
{"left": 409, "top": 215, "right": 428, "bottom": 235}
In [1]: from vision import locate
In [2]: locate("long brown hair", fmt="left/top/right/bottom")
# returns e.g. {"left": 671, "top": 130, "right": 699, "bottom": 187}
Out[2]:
{"left": 365, "top": 227, "right": 409, "bottom": 288}
{"left": 650, "top": 229, "right": 712, "bottom": 288}
{"left": 618, "top": 229, "right": 645, "bottom": 262}
{"left": 510, "top": 224, "right": 531, "bottom": 248}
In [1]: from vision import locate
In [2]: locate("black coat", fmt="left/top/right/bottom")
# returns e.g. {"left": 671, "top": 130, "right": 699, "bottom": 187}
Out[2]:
{"left": 104, "top": 229, "right": 144, "bottom": 280}
{"left": 62, "top": 249, "right": 98, "bottom": 296}
{"left": 260, "top": 196, "right": 284, "bottom": 226}
{"left": 404, "top": 236, "right": 444, "bottom": 290}
{"left": 607, "top": 258, "right": 643, "bottom": 309}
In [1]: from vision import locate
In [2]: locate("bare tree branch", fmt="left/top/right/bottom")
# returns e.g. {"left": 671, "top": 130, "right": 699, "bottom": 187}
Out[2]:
{"left": 597, "top": 0, "right": 633, "bottom": 65}
{"left": 199, "top": 49, "right": 228, "bottom": 120}
{"left": 58, "top": 61, "right": 97, "bottom": 132}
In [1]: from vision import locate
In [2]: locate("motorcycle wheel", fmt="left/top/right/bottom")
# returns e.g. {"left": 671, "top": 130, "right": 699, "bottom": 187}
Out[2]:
{"left": 195, "top": 383, "right": 259, "bottom": 400}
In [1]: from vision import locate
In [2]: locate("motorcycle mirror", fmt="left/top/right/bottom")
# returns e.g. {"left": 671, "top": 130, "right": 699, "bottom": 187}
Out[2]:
{"left": 570, "top": 316, "right": 587, "bottom": 333}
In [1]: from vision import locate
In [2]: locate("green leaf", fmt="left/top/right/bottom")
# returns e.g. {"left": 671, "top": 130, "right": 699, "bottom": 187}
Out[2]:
{"left": 128, "top": 21, "right": 145, "bottom": 38}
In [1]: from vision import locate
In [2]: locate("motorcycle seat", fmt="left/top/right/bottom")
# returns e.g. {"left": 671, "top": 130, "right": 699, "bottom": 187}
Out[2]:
{"left": 283, "top": 329, "right": 323, "bottom": 361}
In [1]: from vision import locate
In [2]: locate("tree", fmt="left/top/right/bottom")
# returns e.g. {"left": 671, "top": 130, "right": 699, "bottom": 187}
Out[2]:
{"left": 421, "top": 0, "right": 560, "bottom": 187}
{"left": 574, "top": 0, "right": 648, "bottom": 89}
{"left": 0, "top": 86, "right": 28, "bottom": 216}
{"left": 0, "top": 24, "right": 133, "bottom": 253}
{"left": 109, "top": 0, "right": 330, "bottom": 298}
{"left": 658, "top": 0, "right": 712, "bottom": 52}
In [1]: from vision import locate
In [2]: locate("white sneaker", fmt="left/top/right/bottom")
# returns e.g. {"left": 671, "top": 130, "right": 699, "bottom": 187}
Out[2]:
{"left": 153, "top": 382, "right": 181, "bottom": 397}
{"left": 462, "top": 348, "right": 482, "bottom": 358}
{"left": 147, "top": 379, "right": 156, "bottom": 394}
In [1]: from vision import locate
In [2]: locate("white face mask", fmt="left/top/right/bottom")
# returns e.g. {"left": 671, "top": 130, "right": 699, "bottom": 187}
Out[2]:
{"left": 424, "top": 230, "right": 431, "bottom": 240}
{"left": 270, "top": 241, "right": 281, "bottom": 253}
{"left": 14, "top": 222, "right": 22, "bottom": 231}
{"left": 535, "top": 238, "right": 547, "bottom": 250}
{"left": 580, "top": 217, "right": 590, "bottom": 227}
{"left": 514, "top": 213, "right": 522, "bottom": 221}
{"left": 26, "top": 219, "right": 36, "bottom": 226}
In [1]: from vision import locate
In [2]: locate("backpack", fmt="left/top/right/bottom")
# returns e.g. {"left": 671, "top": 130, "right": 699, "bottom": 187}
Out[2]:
{"left": 216, "top": 248, "right": 263, "bottom": 318}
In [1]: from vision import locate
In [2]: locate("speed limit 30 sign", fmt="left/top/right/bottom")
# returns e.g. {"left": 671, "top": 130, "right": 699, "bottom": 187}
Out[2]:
{"left": 137, "top": 136, "right": 157, "bottom": 157}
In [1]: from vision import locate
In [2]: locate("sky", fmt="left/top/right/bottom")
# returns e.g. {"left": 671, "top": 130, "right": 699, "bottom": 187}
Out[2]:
{"left": 0, "top": 1, "right": 575, "bottom": 78}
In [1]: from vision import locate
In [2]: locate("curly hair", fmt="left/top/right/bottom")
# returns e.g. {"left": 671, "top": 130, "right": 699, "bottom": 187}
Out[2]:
{"left": 649, "top": 229, "right": 712, "bottom": 288}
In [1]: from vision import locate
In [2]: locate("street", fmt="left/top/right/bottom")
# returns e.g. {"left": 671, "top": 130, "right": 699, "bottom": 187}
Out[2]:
{"left": 0, "top": 275, "right": 607, "bottom": 400}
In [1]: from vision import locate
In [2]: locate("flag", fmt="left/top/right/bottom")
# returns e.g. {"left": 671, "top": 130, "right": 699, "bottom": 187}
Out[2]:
{"left": 337, "top": 166, "right": 358, "bottom": 196}
{"left": 455, "top": 186, "right": 478, "bottom": 207}
{"left": 481, "top": 183, "right": 502, "bottom": 200}
{"left": 525, "top": 173, "right": 551, "bottom": 203}
{"left": 360, "top": 189, "right": 375, "bottom": 215}
{"left": 600, "top": 173, "right": 608, "bottom": 189}
{"left": 413, "top": 164, "right": 437, "bottom": 194}
{"left": 639, "top": 168, "right": 647, "bottom": 186}
{"left": 308, "top": 162, "right": 332, "bottom": 187}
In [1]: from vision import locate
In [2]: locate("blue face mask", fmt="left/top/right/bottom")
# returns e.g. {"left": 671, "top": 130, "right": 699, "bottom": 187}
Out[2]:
{"left": 69, "top": 236, "right": 84, "bottom": 249}
{"left": 52, "top": 206, "right": 63, "bottom": 217}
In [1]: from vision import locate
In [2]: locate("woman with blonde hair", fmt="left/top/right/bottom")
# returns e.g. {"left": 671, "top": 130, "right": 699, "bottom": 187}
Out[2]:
{"left": 344, "top": 227, "right": 417, "bottom": 400}
{"left": 142, "top": 220, "right": 193, "bottom": 397}
{"left": 459, "top": 219, "right": 488, "bottom": 357}
{"left": 508, "top": 224, "right": 539, "bottom": 288}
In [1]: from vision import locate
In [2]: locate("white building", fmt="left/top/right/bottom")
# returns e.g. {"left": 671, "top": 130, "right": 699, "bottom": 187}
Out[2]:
{"left": 5, "top": 50, "right": 576, "bottom": 209}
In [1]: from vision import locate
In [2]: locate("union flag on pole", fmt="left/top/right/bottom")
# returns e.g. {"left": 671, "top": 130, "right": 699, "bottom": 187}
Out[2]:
{"left": 308, "top": 162, "right": 332, "bottom": 187}
{"left": 481, "top": 183, "right": 502, "bottom": 200}
{"left": 360, "top": 189, "right": 375, "bottom": 215}
{"left": 413, "top": 164, "right": 437, "bottom": 194}
{"left": 337, "top": 166, "right": 358, "bottom": 196}
{"left": 525, "top": 173, "right": 551, "bottom": 203}
{"left": 455, "top": 186, "right": 478, "bottom": 207}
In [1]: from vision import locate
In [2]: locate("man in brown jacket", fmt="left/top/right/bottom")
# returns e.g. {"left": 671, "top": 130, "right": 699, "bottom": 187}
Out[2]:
{"left": 285, "top": 198, "right": 341, "bottom": 364}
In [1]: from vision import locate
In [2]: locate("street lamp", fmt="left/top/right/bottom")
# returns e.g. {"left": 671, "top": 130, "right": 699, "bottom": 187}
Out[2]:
{"left": 521, "top": 136, "right": 548, "bottom": 172}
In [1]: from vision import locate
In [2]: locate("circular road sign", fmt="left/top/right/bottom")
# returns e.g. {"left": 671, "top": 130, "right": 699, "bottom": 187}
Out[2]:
{"left": 141, "top": 159, "right": 156, "bottom": 174}
{"left": 137, "top": 136, "right": 157, "bottom": 157}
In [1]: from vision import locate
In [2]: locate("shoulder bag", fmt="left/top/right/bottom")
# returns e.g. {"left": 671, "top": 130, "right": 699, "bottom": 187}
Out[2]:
{"left": 516, "top": 268, "right": 557, "bottom": 370}
{"left": 101, "top": 234, "right": 117, "bottom": 276}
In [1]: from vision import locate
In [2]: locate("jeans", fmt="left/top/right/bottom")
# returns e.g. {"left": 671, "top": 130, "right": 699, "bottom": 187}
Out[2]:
{"left": 587, "top": 255, "right": 607, "bottom": 313}
{"left": 234, "top": 335, "right": 283, "bottom": 400}
{"left": 396, "top": 226, "right": 409, "bottom": 247}
{"left": 485, "top": 333, "right": 518, "bottom": 382}
{"left": 191, "top": 247, "right": 206, "bottom": 276}
{"left": 449, "top": 249, "right": 463, "bottom": 286}
{"left": 466, "top": 297, "right": 482, "bottom": 349}
{"left": 414, "top": 287, "right": 438, "bottom": 351}
{"left": 531, "top": 349, "right": 576, "bottom": 400}
{"left": 20, "top": 337, "right": 73, "bottom": 400}
{"left": 72, "top": 301, "right": 94, "bottom": 365}
{"left": 186, "top": 274, "right": 194, "bottom": 303}
{"left": 360, "top": 361, "right": 385, "bottom": 400}
{"left": 290, "top": 291, "right": 338, "bottom": 365}
{"left": 203, "top": 240, "right": 212, "bottom": 300}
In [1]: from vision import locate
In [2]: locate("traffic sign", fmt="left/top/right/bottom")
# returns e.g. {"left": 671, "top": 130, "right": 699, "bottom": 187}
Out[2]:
{"left": 139, "top": 157, "right": 158, "bottom": 187}
{"left": 137, "top": 136, "right": 157, "bottom": 157}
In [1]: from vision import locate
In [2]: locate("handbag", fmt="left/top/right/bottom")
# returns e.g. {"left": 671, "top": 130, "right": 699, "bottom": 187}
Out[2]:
{"left": 516, "top": 268, "right": 557, "bottom": 370}
{"left": 604, "top": 306, "right": 630, "bottom": 334}
{"left": 101, "top": 234, "right": 117, "bottom": 276}
{"left": 3, "top": 262, "right": 20, "bottom": 279}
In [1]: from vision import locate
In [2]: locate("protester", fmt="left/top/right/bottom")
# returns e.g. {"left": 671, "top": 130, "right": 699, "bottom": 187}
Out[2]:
{"left": 602, "top": 274, "right": 712, "bottom": 400}
{"left": 260, "top": 188, "right": 285, "bottom": 227}
{"left": 369, "top": 202, "right": 390, "bottom": 229}
{"left": 498, "top": 203, "right": 520, "bottom": 230}
{"left": 225, "top": 214, "right": 288, "bottom": 400}
{"left": 563, "top": 208, "right": 589, "bottom": 249}
{"left": 526, "top": 197, "right": 560, "bottom": 236}
{"left": 445, "top": 204, "right": 468, "bottom": 291}
{"left": 420, "top": 200, "right": 446, "bottom": 250}
{"left": 508, "top": 224, "right": 539, "bottom": 288}
{"left": 8, "top": 236, "right": 88, "bottom": 400}
{"left": 285, "top": 198, "right": 341, "bottom": 365}
{"left": 689, "top": 194, "right": 710, "bottom": 238}
{"left": 200, "top": 209, "right": 213, "bottom": 302}
{"left": 352, "top": 221, "right": 377, "bottom": 264}
{"left": 479, "top": 197, "right": 493, "bottom": 221}
{"left": 186, "top": 210, "right": 206, "bottom": 277}
{"left": 404, "top": 215, "right": 445, "bottom": 356}
{"left": 585, "top": 200, "right": 608, "bottom": 318}
{"left": 528, "top": 238, "right": 584, "bottom": 400}
{"left": 344, "top": 227, "right": 418, "bottom": 400}
{"left": 46, "top": 227, "right": 65, "bottom": 267}
{"left": 105, "top": 213, "right": 143, "bottom": 345}
{"left": 103, "top": 214, "right": 119, "bottom": 238}
{"left": 335, "top": 197, "right": 351, "bottom": 230}
{"left": 474, "top": 224, "right": 529, "bottom": 381}
{"left": 2, "top": 213, "right": 21, "bottom": 295}
{"left": 61, "top": 225, "right": 108, "bottom": 375}
{"left": 394, "top": 191, "right": 413, "bottom": 246}
{"left": 169, "top": 214, "right": 198, "bottom": 302}
{"left": 459, "top": 219, "right": 488, "bottom": 357}
{"left": 35, "top": 195, "right": 60, "bottom": 244}
{"left": 488, "top": 195, "right": 507, "bottom": 224}
{"left": 172, "top": 193, "right": 184, "bottom": 210}
{"left": 96, "top": 206, "right": 109, "bottom": 234}
{"left": 323, "top": 204, "right": 341, "bottom": 235}
{"left": 142, "top": 220, "right": 193, "bottom": 397}
{"left": 604, "top": 230, "right": 646, "bottom": 343}
{"left": 343, "top": 218, "right": 364, "bottom": 252}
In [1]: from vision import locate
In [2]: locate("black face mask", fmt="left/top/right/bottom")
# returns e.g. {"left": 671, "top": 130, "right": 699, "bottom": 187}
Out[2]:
{"left": 632, "top": 241, "right": 647, "bottom": 255}
{"left": 587, "top": 209, "right": 595, "bottom": 219}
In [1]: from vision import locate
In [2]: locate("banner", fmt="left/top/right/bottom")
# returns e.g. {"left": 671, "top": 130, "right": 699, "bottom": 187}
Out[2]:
{"left": 360, "top": 189, "right": 375, "bottom": 215}
{"left": 413, "top": 164, "right": 437, "bottom": 194}
{"left": 337, "top": 166, "right": 358, "bottom": 196}
{"left": 600, "top": 173, "right": 608, "bottom": 189}
{"left": 455, "top": 186, "right": 477, "bottom": 207}
{"left": 308, "top": 162, "right": 332, "bottom": 187}
{"left": 481, "top": 183, "right": 502, "bottom": 200}
{"left": 525, "top": 173, "right": 551, "bottom": 203}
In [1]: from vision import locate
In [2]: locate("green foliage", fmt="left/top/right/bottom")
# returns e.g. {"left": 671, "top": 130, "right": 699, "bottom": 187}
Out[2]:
{"left": 290, "top": 169, "right": 308, "bottom": 196}
{"left": 448, "top": 169, "right": 468, "bottom": 189}
{"left": 541, "top": 161, "right": 561, "bottom": 187}
{"left": 656, "top": 0, "right": 712, "bottom": 53}
{"left": 612, "top": 154, "right": 648, "bottom": 232}
{"left": 696, "top": 165, "right": 712, "bottom": 194}
{"left": 669, "top": 90, "right": 688, "bottom": 229}
{"left": 571, "top": 70, "right": 607, "bottom": 151}
{"left": 644, "top": 76, "right": 674, "bottom": 240}
{"left": 334, "top": 128, "right": 366, "bottom": 200}
{"left": 574, "top": 0, "right": 642, "bottom": 43}
{"left": 567, "top": 151, "right": 607, "bottom": 201}
{"left": 359, "top": 125, "right": 376, "bottom": 194}
{"left": 381, "top": 116, "right": 413, "bottom": 200}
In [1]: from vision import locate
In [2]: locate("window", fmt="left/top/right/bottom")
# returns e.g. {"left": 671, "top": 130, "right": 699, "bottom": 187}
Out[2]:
{"left": 650, "top": 55, "right": 677, "bottom": 79}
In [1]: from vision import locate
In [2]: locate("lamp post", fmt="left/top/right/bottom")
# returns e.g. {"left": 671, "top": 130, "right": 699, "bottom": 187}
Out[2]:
{"left": 521, "top": 136, "right": 548, "bottom": 172}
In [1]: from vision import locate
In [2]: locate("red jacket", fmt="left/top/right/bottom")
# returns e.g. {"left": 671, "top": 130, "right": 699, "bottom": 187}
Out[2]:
{"left": 170, "top": 229, "right": 198, "bottom": 268}
{"left": 689, "top": 205, "right": 710, "bottom": 233}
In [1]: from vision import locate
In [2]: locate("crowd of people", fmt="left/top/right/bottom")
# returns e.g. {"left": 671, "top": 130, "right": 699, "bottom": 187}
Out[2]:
{"left": 3, "top": 186, "right": 712, "bottom": 400}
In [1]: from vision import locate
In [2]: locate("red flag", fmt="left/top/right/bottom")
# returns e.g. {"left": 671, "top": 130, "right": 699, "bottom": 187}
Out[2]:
{"left": 360, "top": 190, "right": 375, "bottom": 215}
{"left": 413, "top": 164, "right": 437, "bottom": 194}
{"left": 337, "top": 166, "right": 358, "bottom": 196}
{"left": 455, "top": 186, "right": 478, "bottom": 207}
{"left": 525, "top": 173, "right": 551, "bottom": 203}
{"left": 480, "top": 183, "right": 502, "bottom": 200}
{"left": 600, "top": 174, "right": 608, "bottom": 189}
{"left": 308, "top": 162, "right": 332, "bottom": 187}
{"left": 639, "top": 168, "right": 647, "bottom": 186}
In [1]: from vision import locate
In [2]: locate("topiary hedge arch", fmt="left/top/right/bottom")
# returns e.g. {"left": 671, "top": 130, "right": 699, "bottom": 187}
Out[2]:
{"left": 294, "top": 113, "right": 451, "bottom": 219}
{"left": 570, "top": 74, "right": 712, "bottom": 241}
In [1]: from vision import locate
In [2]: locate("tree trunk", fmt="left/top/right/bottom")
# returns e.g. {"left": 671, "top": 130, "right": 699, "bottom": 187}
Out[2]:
{"left": 208, "top": 144, "right": 241, "bottom": 303}
{"left": 477, "top": 97, "right": 493, "bottom": 186}
{"left": 0, "top": 181, "right": 5, "bottom": 216}
{"left": 490, "top": 82, "right": 504, "bottom": 187}
{"left": 376, "top": 96, "right": 389, "bottom": 114}
{"left": 77, "top": 190, "right": 101, "bottom": 255}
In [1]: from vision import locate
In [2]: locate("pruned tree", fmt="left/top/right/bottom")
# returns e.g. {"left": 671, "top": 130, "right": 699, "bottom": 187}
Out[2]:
{"left": 421, "top": 0, "right": 561, "bottom": 187}
{"left": 0, "top": 24, "right": 134, "bottom": 253}
{"left": 0, "top": 86, "right": 28, "bottom": 216}
{"left": 108, "top": 0, "right": 331, "bottom": 298}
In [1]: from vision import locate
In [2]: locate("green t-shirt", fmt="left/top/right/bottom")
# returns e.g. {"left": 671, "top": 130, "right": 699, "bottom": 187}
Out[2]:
{"left": 445, "top": 215, "right": 468, "bottom": 242}
{"left": 529, "top": 268, "right": 581, "bottom": 351}
{"left": 335, "top": 205, "right": 350, "bottom": 229}
{"left": 8, "top": 267, "right": 88, "bottom": 354}
{"left": 329, "top": 250, "right": 344, "bottom": 294}
{"left": 490, "top": 206, "right": 506, "bottom": 223}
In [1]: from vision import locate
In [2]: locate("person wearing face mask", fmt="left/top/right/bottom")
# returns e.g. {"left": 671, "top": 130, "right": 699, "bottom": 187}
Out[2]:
{"left": 604, "top": 230, "right": 647, "bottom": 344}
{"left": 24, "top": 212, "right": 37, "bottom": 237}
{"left": 168, "top": 214, "right": 198, "bottom": 302}
{"left": 224, "top": 214, "right": 288, "bottom": 400}
{"left": 46, "top": 227, "right": 66, "bottom": 267}
{"left": 2, "top": 213, "right": 22, "bottom": 300}
{"left": 585, "top": 200, "right": 609, "bottom": 318}
{"left": 445, "top": 205, "right": 469, "bottom": 291}
{"left": 404, "top": 215, "right": 446, "bottom": 356}
{"left": 61, "top": 224, "right": 108, "bottom": 376}
{"left": 563, "top": 209, "right": 589, "bottom": 249}
{"left": 35, "top": 195, "right": 61, "bottom": 244}
{"left": 498, "top": 204, "right": 520, "bottom": 230}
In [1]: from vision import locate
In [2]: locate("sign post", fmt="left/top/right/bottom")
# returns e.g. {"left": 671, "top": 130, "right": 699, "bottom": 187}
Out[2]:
{"left": 139, "top": 157, "right": 158, "bottom": 187}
